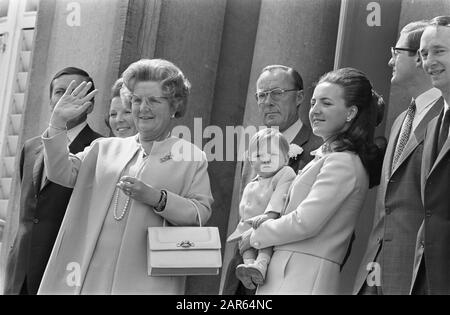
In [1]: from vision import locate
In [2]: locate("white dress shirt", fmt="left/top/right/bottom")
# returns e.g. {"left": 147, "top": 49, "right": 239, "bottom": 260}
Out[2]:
{"left": 443, "top": 99, "right": 450, "bottom": 140}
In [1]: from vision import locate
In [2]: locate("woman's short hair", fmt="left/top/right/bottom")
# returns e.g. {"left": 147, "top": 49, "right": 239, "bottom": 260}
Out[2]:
{"left": 248, "top": 128, "right": 290, "bottom": 164}
{"left": 317, "top": 67, "right": 385, "bottom": 187}
{"left": 121, "top": 59, "right": 191, "bottom": 118}
{"left": 111, "top": 77, "right": 123, "bottom": 99}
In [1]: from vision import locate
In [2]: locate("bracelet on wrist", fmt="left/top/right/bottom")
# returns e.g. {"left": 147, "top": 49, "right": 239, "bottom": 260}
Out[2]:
{"left": 154, "top": 189, "right": 167, "bottom": 213}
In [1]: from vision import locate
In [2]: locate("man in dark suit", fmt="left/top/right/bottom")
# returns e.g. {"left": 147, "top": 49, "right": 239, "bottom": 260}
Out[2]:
{"left": 221, "top": 65, "right": 322, "bottom": 294}
{"left": 354, "top": 20, "right": 442, "bottom": 295}
{"left": 3, "top": 67, "right": 102, "bottom": 294}
{"left": 410, "top": 16, "right": 450, "bottom": 295}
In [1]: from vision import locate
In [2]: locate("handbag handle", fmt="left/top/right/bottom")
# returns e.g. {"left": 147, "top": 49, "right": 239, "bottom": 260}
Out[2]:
{"left": 162, "top": 200, "right": 203, "bottom": 227}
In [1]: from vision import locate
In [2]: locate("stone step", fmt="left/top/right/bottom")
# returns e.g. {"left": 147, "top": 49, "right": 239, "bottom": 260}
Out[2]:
{"left": 0, "top": 178, "right": 12, "bottom": 199}
{"left": 13, "top": 93, "right": 25, "bottom": 114}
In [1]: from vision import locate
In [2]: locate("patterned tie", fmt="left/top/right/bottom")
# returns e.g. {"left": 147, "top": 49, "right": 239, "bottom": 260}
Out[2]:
{"left": 437, "top": 108, "right": 450, "bottom": 156}
{"left": 392, "top": 99, "right": 416, "bottom": 172}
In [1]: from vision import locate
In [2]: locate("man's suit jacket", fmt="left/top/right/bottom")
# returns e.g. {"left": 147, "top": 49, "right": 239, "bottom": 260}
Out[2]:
{"left": 221, "top": 124, "right": 322, "bottom": 295}
{"left": 3, "top": 125, "right": 102, "bottom": 294}
{"left": 353, "top": 97, "right": 442, "bottom": 295}
{"left": 409, "top": 107, "right": 450, "bottom": 294}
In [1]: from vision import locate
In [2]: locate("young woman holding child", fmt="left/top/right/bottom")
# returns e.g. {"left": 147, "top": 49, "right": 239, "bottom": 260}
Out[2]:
{"left": 238, "top": 67, "right": 385, "bottom": 294}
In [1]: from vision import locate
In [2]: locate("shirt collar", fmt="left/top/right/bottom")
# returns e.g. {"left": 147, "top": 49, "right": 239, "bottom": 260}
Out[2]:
{"left": 310, "top": 144, "right": 328, "bottom": 159}
{"left": 445, "top": 99, "right": 449, "bottom": 113}
{"left": 414, "top": 88, "right": 442, "bottom": 115}
{"left": 282, "top": 119, "right": 303, "bottom": 144}
{"left": 67, "top": 121, "right": 87, "bottom": 144}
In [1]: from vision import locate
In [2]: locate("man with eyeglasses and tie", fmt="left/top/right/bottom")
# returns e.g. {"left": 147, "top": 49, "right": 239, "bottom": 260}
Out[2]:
{"left": 221, "top": 65, "right": 322, "bottom": 295}
{"left": 354, "top": 20, "right": 442, "bottom": 295}
{"left": 410, "top": 16, "right": 450, "bottom": 295}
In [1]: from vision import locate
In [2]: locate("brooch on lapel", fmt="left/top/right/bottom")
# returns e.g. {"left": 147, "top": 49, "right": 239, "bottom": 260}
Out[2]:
{"left": 288, "top": 144, "right": 304, "bottom": 160}
{"left": 160, "top": 152, "right": 173, "bottom": 163}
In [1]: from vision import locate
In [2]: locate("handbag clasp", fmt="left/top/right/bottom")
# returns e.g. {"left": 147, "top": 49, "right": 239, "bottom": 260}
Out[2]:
{"left": 177, "top": 240, "right": 195, "bottom": 248}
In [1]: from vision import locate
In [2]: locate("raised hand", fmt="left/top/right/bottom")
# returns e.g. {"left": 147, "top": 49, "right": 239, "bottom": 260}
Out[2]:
{"left": 50, "top": 80, "right": 98, "bottom": 128}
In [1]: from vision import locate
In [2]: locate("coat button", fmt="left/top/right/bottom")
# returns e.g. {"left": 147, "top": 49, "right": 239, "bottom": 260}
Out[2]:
{"left": 385, "top": 208, "right": 391, "bottom": 214}
{"left": 420, "top": 241, "right": 425, "bottom": 248}
{"left": 33, "top": 218, "right": 39, "bottom": 224}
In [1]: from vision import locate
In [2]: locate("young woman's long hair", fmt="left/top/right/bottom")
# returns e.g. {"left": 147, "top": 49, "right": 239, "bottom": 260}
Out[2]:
{"left": 317, "top": 67, "right": 385, "bottom": 188}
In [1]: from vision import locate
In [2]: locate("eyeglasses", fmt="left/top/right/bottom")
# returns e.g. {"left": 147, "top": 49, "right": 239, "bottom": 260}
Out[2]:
{"left": 255, "top": 88, "right": 299, "bottom": 103}
{"left": 130, "top": 94, "right": 169, "bottom": 107}
{"left": 391, "top": 46, "right": 417, "bottom": 57}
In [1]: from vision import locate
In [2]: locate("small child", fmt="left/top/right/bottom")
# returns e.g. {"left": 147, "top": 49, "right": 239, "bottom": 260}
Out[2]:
{"left": 227, "top": 128, "right": 296, "bottom": 289}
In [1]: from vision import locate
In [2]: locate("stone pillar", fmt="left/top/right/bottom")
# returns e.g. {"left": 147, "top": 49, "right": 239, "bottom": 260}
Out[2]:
{"left": 221, "top": 0, "right": 341, "bottom": 293}
{"left": 185, "top": 0, "right": 262, "bottom": 295}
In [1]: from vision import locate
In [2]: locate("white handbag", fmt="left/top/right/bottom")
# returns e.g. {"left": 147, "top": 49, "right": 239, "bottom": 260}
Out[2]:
{"left": 147, "top": 204, "right": 222, "bottom": 276}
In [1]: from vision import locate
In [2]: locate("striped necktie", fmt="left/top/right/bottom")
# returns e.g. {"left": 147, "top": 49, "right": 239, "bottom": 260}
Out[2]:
{"left": 392, "top": 99, "right": 416, "bottom": 172}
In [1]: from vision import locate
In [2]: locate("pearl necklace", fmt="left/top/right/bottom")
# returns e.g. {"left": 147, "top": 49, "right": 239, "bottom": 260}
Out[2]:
{"left": 113, "top": 150, "right": 150, "bottom": 221}
{"left": 113, "top": 189, "right": 131, "bottom": 221}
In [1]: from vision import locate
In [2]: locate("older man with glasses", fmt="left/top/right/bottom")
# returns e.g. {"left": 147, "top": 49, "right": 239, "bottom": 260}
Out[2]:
{"left": 221, "top": 65, "right": 322, "bottom": 295}
{"left": 353, "top": 20, "right": 443, "bottom": 295}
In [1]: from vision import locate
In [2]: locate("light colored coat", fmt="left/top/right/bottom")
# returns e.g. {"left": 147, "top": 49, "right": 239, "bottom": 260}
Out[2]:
{"left": 250, "top": 149, "right": 369, "bottom": 294}
{"left": 38, "top": 133, "right": 213, "bottom": 294}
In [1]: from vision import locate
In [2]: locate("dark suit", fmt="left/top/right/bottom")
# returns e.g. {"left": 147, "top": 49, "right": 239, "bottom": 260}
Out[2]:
{"left": 353, "top": 97, "right": 442, "bottom": 295}
{"left": 221, "top": 124, "right": 322, "bottom": 295}
{"left": 411, "top": 106, "right": 450, "bottom": 295}
{"left": 3, "top": 125, "right": 102, "bottom": 294}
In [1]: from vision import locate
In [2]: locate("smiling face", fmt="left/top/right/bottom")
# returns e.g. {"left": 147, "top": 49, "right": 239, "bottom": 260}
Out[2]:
{"left": 309, "top": 82, "right": 355, "bottom": 141}
{"left": 131, "top": 81, "right": 175, "bottom": 141}
{"left": 249, "top": 137, "right": 287, "bottom": 178}
{"left": 256, "top": 70, "right": 302, "bottom": 132}
{"left": 109, "top": 96, "right": 137, "bottom": 138}
{"left": 388, "top": 33, "right": 418, "bottom": 86}
{"left": 420, "top": 25, "right": 450, "bottom": 98}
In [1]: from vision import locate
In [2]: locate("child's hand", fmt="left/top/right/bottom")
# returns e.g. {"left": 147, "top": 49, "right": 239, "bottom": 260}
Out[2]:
{"left": 246, "top": 214, "right": 270, "bottom": 229}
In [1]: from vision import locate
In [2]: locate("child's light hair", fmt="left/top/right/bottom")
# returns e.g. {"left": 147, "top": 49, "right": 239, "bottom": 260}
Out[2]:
{"left": 248, "top": 128, "right": 290, "bottom": 163}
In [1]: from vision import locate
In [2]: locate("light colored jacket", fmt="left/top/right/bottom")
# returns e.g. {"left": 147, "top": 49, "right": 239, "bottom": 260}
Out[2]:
{"left": 250, "top": 149, "right": 369, "bottom": 266}
{"left": 38, "top": 132, "right": 213, "bottom": 294}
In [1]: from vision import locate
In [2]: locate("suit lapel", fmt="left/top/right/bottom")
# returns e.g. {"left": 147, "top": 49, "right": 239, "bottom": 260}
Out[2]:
{"left": 430, "top": 135, "right": 450, "bottom": 176}
{"left": 392, "top": 97, "right": 443, "bottom": 177}
{"left": 421, "top": 116, "right": 440, "bottom": 201}
{"left": 291, "top": 124, "right": 311, "bottom": 148}
{"left": 69, "top": 125, "right": 99, "bottom": 154}
{"left": 32, "top": 144, "right": 45, "bottom": 194}
{"left": 290, "top": 125, "right": 314, "bottom": 172}
{"left": 385, "top": 112, "right": 405, "bottom": 180}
